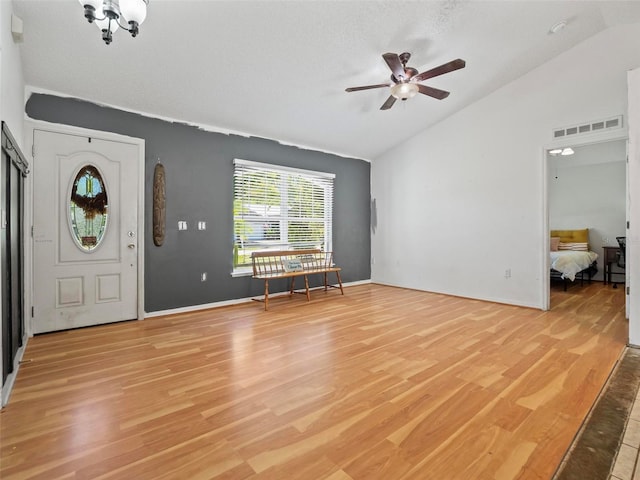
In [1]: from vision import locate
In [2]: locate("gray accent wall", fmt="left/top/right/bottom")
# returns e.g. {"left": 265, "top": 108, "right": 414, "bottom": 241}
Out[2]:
{"left": 26, "top": 94, "right": 371, "bottom": 312}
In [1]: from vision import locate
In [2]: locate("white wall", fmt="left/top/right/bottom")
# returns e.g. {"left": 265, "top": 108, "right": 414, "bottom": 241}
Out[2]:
{"left": 1, "top": 1, "right": 24, "bottom": 144}
{"left": 549, "top": 140, "right": 626, "bottom": 282}
{"left": 371, "top": 23, "right": 640, "bottom": 309}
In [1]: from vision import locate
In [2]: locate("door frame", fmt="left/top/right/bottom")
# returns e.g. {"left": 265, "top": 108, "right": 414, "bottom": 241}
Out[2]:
{"left": 25, "top": 120, "right": 145, "bottom": 336}
{"left": 541, "top": 128, "right": 628, "bottom": 311}
{"left": 1, "top": 122, "right": 29, "bottom": 407}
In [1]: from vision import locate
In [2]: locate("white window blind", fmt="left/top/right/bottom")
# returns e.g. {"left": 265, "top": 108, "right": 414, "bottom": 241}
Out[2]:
{"left": 233, "top": 159, "right": 335, "bottom": 273}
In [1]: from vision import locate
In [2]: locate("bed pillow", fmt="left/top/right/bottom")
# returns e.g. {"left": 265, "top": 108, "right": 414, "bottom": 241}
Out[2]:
{"left": 558, "top": 242, "right": 588, "bottom": 251}
{"left": 550, "top": 229, "right": 589, "bottom": 243}
{"left": 550, "top": 237, "right": 560, "bottom": 252}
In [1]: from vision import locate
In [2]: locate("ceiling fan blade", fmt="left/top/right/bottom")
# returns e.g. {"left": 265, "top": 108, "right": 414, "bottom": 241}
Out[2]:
{"left": 345, "top": 83, "right": 390, "bottom": 92}
{"left": 380, "top": 96, "right": 397, "bottom": 110}
{"left": 382, "top": 53, "right": 406, "bottom": 81}
{"left": 413, "top": 58, "right": 466, "bottom": 83}
{"left": 417, "top": 84, "right": 450, "bottom": 100}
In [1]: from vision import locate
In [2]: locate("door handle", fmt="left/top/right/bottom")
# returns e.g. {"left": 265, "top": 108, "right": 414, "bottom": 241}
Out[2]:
{"left": 128, "top": 244, "right": 135, "bottom": 249}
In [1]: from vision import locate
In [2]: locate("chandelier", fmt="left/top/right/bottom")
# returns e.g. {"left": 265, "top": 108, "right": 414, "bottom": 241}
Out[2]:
{"left": 79, "top": 0, "right": 149, "bottom": 45}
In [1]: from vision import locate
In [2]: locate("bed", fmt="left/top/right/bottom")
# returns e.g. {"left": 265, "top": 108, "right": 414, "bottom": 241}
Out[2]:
{"left": 550, "top": 228, "right": 598, "bottom": 290}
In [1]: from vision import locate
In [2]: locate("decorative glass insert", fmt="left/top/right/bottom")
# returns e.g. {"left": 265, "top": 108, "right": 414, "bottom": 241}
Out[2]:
{"left": 69, "top": 165, "right": 108, "bottom": 251}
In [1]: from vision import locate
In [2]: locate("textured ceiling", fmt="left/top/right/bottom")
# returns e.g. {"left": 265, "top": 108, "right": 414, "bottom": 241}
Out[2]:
{"left": 12, "top": 1, "right": 640, "bottom": 160}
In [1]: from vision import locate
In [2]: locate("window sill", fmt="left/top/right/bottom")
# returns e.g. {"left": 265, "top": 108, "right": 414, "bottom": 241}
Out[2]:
{"left": 231, "top": 268, "right": 252, "bottom": 278}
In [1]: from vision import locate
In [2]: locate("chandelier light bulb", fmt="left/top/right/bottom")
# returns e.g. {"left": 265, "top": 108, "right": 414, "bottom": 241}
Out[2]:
{"left": 120, "top": 0, "right": 148, "bottom": 25}
{"left": 95, "top": 16, "right": 119, "bottom": 33}
{"left": 79, "top": 0, "right": 103, "bottom": 13}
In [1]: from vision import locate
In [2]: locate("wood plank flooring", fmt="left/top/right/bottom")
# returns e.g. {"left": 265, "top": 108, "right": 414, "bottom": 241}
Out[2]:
{"left": 0, "top": 282, "right": 627, "bottom": 479}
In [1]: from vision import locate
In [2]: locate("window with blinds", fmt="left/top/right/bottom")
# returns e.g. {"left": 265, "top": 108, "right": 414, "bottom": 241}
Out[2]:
{"left": 233, "top": 159, "right": 335, "bottom": 274}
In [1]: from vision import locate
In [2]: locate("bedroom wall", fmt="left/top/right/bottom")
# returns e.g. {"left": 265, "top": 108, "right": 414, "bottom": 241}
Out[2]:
{"left": 25, "top": 94, "right": 371, "bottom": 313}
{"left": 371, "top": 22, "right": 640, "bottom": 309}
{"left": 548, "top": 140, "right": 626, "bottom": 282}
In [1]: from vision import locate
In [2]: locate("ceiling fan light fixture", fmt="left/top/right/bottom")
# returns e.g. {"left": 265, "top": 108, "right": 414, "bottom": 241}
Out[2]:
{"left": 390, "top": 82, "right": 419, "bottom": 100}
{"left": 345, "top": 53, "right": 465, "bottom": 110}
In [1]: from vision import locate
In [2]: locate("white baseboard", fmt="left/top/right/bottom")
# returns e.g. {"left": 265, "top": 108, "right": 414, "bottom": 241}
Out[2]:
{"left": 145, "top": 279, "right": 372, "bottom": 318}
{"left": 1, "top": 335, "right": 28, "bottom": 407}
{"left": 371, "top": 281, "right": 542, "bottom": 310}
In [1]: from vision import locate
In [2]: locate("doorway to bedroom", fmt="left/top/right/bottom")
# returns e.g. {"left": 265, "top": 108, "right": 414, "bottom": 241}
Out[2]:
{"left": 547, "top": 138, "right": 627, "bottom": 308}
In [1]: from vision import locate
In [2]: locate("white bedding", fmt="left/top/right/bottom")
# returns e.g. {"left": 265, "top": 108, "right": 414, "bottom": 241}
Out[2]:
{"left": 550, "top": 250, "right": 598, "bottom": 281}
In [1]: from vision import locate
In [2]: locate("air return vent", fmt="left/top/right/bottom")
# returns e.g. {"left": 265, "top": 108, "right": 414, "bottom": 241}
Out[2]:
{"left": 553, "top": 115, "right": 623, "bottom": 139}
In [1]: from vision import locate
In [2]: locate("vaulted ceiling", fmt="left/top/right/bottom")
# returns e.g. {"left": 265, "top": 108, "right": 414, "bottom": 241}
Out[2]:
{"left": 12, "top": 1, "right": 640, "bottom": 160}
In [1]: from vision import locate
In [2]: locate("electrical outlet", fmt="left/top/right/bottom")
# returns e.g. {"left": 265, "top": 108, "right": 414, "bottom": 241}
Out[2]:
{"left": 201, "top": 272, "right": 207, "bottom": 282}
{"left": 505, "top": 268, "right": 511, "bottom": 279}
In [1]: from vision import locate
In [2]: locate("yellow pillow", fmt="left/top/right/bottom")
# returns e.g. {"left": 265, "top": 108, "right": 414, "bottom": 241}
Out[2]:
{"left": 550, "top": 229, "right": 589, "bottom": 244}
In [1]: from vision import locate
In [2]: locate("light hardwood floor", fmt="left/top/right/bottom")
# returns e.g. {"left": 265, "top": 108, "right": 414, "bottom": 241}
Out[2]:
{"left": 0, "top": 282, "right": 627, "bottom": 479}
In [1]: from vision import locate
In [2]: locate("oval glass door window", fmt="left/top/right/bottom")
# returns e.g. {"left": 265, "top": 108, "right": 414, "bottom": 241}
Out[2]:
{"left": 69, "top": 165, "right": 108, "bottom": 251}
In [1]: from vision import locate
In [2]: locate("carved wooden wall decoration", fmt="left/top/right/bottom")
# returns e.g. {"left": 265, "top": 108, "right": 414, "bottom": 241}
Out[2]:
{"left": 153, "top": 163, "right": 166, "bottom": 246}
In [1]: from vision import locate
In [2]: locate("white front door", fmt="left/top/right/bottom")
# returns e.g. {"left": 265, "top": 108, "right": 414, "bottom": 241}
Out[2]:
{"left": 32, "top": 129, "right": 140, "bottom": 333}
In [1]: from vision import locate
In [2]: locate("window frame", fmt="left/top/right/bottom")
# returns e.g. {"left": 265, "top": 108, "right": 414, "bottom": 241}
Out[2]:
{"left": 232, "top": 158, "right": 335, "bottom": 276}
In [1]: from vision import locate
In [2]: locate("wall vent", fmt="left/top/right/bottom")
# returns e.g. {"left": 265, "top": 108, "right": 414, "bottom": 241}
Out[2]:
{"left": 553, "top": 115, "right": 623, "bottom": 139}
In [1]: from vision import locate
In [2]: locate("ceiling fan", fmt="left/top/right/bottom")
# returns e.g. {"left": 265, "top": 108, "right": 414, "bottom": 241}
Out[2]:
{"left": 345, "top": 52, "right": 466, "bottom": 110}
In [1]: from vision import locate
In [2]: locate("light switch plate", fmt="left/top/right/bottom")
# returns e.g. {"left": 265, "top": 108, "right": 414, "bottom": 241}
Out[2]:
{"left": 178, "top": 221, "right": 187, "bottom": 230}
